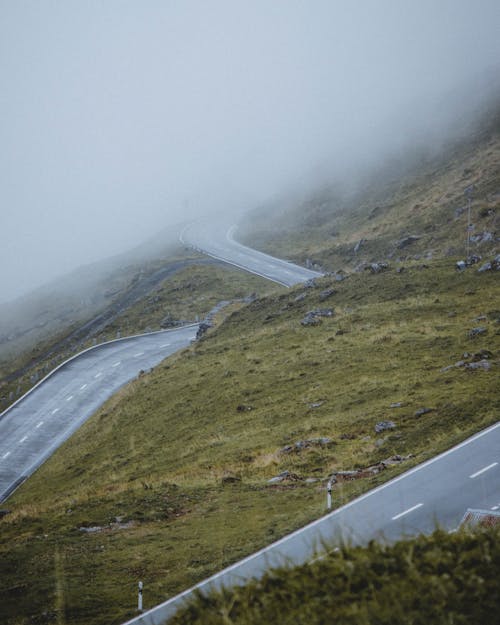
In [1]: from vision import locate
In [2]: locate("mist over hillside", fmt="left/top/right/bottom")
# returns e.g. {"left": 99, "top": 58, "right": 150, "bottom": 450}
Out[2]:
{"left": 2, "top": 1, "right": 500, "bottom": 303}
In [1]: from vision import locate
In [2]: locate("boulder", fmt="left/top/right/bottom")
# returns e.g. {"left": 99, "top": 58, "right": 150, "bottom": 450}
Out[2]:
{"left": 465, "top": 360, "right": 491, "bottom": 371}
{"left": 468, "top": 327, "right": 487, "bottom": 338}
{"left": 397, "top": 235, "right": 421, "bottom": 249}
{"left": 367, "top": 262, "right": 389, "bottom": 274}
{"left": 319, "top": 288, "right": 337, "bottom": 301}
{"left": 375, "top": 420, "right": 396, "bottom": 433}
{"left": 414, "top": 407, "right": 434, "bottom": 417}
{"left": 196, "top": 322, "right": 212, "bottom": 339}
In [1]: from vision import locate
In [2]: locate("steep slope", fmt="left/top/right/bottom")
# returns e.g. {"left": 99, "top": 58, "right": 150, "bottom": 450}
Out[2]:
{"left": 239, "top": 111, "right": 500, "bottom": 271}
{"left": 0, "top": 115, "right": 499, "bottom": 625}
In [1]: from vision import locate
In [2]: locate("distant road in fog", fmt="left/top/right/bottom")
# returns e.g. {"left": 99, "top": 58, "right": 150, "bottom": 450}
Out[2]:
{"left": 180, "top": 220, "right": 323, "bottom": 286}
{"left": 0, "top": 326, "right": 197, "bottom": 503}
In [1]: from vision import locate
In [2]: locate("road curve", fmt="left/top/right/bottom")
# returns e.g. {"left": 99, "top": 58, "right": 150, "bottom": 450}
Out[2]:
{"left": 124, "top": 420, "right": 500, "bottom": 625}
{"left": 180, "top": 220, "right": 323, "bottom": 286}
{"left": 0, "top": 326, "right": 197, "bottom": 503}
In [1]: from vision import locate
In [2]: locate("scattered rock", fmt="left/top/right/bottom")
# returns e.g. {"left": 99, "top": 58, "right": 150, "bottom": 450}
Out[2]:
{"left": 477, "top": 262, "right": 492, "bottom": 272}
{"left": 396, "top": 267, "right": 405, "bottom": 273}
{"left": 465, "top": 360, "right": 491, "bottom": 371}
{"left": 375, "top": 421, "right": 396, "bottom": 433}
{"left": 471, "top": 349, "right": 493, "bottom": 361}
{"left": 294, "top": 293, "right": 307, "bottom": 302}
{"left": 236, "top": 404, "right": 253, "bottom": 412}
{"left": 477, "top": 255, "right": 500, "bottom": 272}
{"left": 308, "top": 401, "right": 324, "bottom": 408}
{"left": 468, "top": 254, "right": 482, "bottom": 265}
{"left": 267, "top": 470, "right": 301, "bottom": 484}
{"left": 329, "top": 454, "right": 411, "bottom": 484}
{"left": 367, "top": 262, "right": 389, "bottom": 274}
{"left": 79, "top": 526, "right": 103, "bottom": 533}
{"left": 319, "top": 288, "right": 337, "bottom": 301}
{"left": 397, "top": 235, "right": 421, "bottom": 249}
{"left": 456, "top": 260, "right": 467, "bottom": 271}
{"left": 301, "top": 309, "right": 334, "bottom": 326}
{"left": 196, "top": 322, "right": 212, "bottom": 339}
{"left": 335, "top": 329, "right": 345, "bottom": 336}
{"left": 469, "top": 327, "right": 487, "bottom": 338}
{"left": 470, "top": 231, "right": 494, "bottom": 244}
{"left": 414, "top": 407, "right": 435, "bottom": 417}
{"left": 390, "top": 402, "right": 402, "bottom": 408}
{"left": 333, "top": 271, "right": 348, "bottom": 282}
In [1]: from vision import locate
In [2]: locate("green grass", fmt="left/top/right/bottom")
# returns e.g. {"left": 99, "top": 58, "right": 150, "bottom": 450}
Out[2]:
{"left": 1, "top": 259, "right": 498, "bottom": 625}
{"left": 169, "top": 525, "right": 500, "bottom": 625}
{"left": 0, "top": 262, "right": 274, "bottom": 413}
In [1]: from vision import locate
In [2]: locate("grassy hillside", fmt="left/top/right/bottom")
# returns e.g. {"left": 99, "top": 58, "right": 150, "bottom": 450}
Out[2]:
{"left": 1, "top": 113, "right": 499, "bottom": 625}
{"left": 0, "top": 260, "right": 273, "bottom": 413}
{"left": 170, "top": 525, "right": 500, "bottom": 625}
{"left": 1, "top": 257, "right": 498, "bottom": 625}
{"left": 239, "top": 114, "right": 499, "bottom": 271}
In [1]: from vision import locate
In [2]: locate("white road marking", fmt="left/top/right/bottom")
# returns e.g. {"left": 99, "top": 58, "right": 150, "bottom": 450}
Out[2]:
{"left": 94, "top": 372, "right": 102, "bottom": 378}
{"left": 134, "top": 352, "right": 144, "bottom": 357}
{"left": 491, "top": 505, "right": 499, "bottom": 510}
{"left": 2, "top": 451, "right": 10, "bottom": 459}
{"left": 66, "top": 395, "right": 73, "bottom": 402}
{"left": 36, "top": 421, "right": 44, "bottom": 428}
{"left": 112, "top": 361, "right": 121, "bottom": 367}
{"left": 160, "top": 343, "right": 171, "bottom": 348}
{"left": 391, "top": 503, "right": 424, "bottom": 521}
{"left": 20, "top": 436, "right": 27, "bottom": 443}
{"left": 80, "top": 384, "right": 87, "bottom": 390}
{"left": 51, "top": 408, "right": 59, "bottom": 414}
{"left": 469, "top": 462, "right": 498, "bottom": 479}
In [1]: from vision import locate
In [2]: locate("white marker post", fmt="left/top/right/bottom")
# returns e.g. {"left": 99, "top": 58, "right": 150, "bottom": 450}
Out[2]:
{"left": 327, "top": 480, "right": 332, "bottom": 510}
{"left": 138, "top": 581, "right": 143, "bottom": 612}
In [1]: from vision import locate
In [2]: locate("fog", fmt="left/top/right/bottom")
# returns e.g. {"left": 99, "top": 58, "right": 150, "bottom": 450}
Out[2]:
{"left": 1, "top": 1, "right": 499, "bottom": 303}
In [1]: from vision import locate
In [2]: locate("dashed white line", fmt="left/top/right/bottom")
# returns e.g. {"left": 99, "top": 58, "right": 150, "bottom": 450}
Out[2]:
{"left": 51, "top": 408, "right": 59, "bottom": 415}
{"left": 492, "top": 505, "right": 499, "bottom": 511}
{"left": 112, "top": 361, "right": 121, "bottom": 367}
{"left": 80, "top": 384, "right": 88, "bottom": 390}
{"left": 391, "top": 503, "right": 424, "bottom": 521}
{"left": 94, "top": 372, "right": 102, "bottom": 379}
{"left": 2, "top": 452, "right": 10, "bottom": 460}
{"left": 469, "top": 462, "right": 498, "bottom": 479}
{"left": 160, "top": 343, "right": 171, "bottom": 348}
{"left": 66, "top": 395, "right": 73, "bottom": 402}
{"left": 134, "top": 352, "right": 144, "bottom": 357}
{"left": 36, "top": 421, "right": 44, "bottom": 428}
{"left": 19, "top": 436, "right": 28, "bottom": 443}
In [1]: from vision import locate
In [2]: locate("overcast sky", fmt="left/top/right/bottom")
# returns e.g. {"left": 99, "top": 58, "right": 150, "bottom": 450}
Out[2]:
{"left": 1, "top": 1, "right": 499, "bottom": 303}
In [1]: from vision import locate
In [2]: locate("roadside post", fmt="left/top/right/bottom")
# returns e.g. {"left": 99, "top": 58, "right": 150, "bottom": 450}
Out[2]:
{"left": 138, "top": 581, "right": 143, "bottom": 612}
{"left": 327, "top": 480, "right": 332, "bottom": 510}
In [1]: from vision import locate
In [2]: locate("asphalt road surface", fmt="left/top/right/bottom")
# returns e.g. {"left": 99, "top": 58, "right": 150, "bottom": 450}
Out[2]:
{"left": 180, "top": 221, "right": 323, "bottom": 286}
{"left": 0, "top": 326, "right": 197, "bottom": 503}
{"left": 124, "top": 420, "right": 500, "bottom": 625}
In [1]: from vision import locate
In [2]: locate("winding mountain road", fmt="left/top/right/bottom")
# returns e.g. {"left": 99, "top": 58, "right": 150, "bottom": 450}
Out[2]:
{"left": 180, "top": 220, "right": 322, "bottom": 286}
{"left": 1, "top": 221, "right": 497, "bottom": 625}
{"left": 0, "top": 222, "right": 319, "bottom": 503}
{"left": 0, "top": 327, "right": 197, "bottom": 502}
